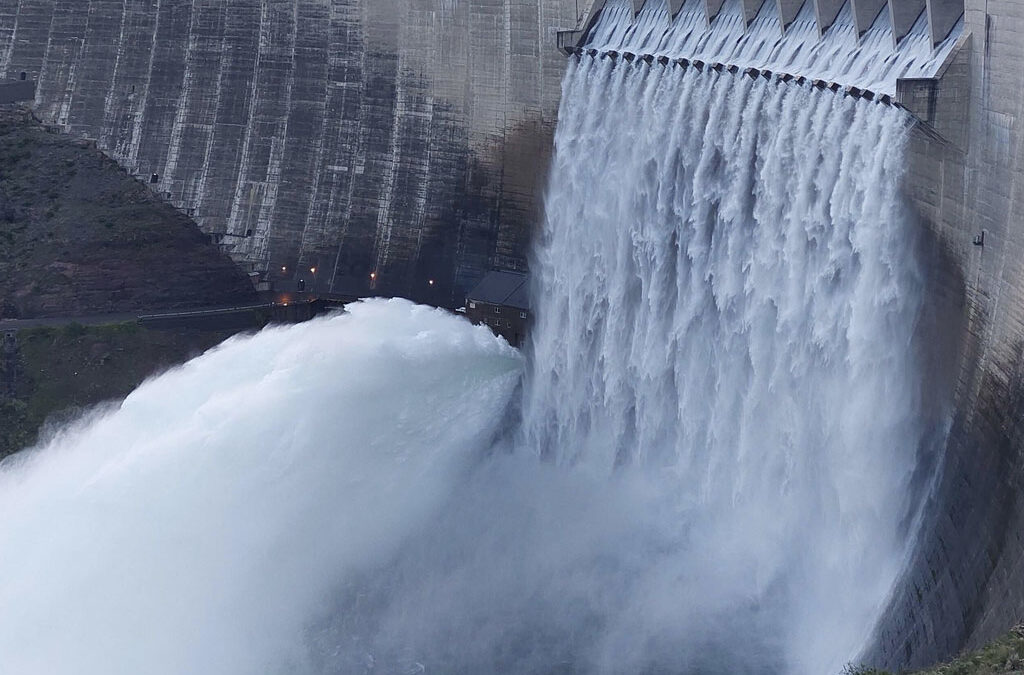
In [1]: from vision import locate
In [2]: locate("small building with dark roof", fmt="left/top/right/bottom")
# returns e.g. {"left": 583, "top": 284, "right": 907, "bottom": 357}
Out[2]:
{"left": 465, "top": 270, "right": 530, "bottom": 347}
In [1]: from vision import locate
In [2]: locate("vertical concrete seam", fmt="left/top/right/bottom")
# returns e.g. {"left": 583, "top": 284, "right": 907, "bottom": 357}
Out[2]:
{"left": 126, "top": 0, "right": 162, "bottom": 170}
{"left": 370, "top": 79, "right": 403, "bottom": 280}
{"left": 194, "top": 2, "right": 230, "bottom": 220}
{"left": 297, "top": 0, "right": 337, "bottom": 267}
{"left": 51, "top": 3, "right": 88, "bottom": 128}
{"left": 0, "top": 0, "right": 22, "bottom": 77}
{"left": 255, "top": 0, "right": 300, "bottom": 266}
{"left": 98, "top": 0, "right": 129, "bottom": 152}
{"left": 159, "top": 0, "right": 200, "bottom": 195}
{"left": 226, "top": 0, "right": 268, "bottom": 241}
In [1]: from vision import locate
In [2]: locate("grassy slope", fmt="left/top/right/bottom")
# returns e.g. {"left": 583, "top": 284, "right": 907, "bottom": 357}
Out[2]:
{"left": 849, "top": 628, "right": 1024, "bottom": 675}
{"left": 0, "top": 322, "right": 239, "bottom": 459}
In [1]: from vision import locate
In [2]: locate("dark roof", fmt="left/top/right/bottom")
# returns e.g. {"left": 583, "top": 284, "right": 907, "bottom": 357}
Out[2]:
{"left": 467, "top": 271, "right": 530, "bottom": 310}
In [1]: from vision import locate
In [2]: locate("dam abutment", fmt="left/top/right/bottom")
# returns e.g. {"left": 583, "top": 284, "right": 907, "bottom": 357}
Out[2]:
{"left": 873, "top": 0, "right": 1024, "bottom": 667}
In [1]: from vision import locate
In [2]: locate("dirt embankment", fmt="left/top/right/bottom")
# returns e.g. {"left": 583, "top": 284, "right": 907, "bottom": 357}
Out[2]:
{"left": 0, "top": 105, "right": 255, "bottom": 319}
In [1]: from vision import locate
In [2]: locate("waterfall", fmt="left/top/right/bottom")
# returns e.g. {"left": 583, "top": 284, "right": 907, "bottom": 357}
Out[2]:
{"left": 520, "top": 55, "right": 930, "bottom": 673}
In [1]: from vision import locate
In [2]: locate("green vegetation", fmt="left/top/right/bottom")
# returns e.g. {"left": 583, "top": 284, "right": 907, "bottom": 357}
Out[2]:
{"left": 845, "top": 627, "right": 1024, "bottom": 675}
{"left": 0, "top": 322, "right": 237, "bottom": 458}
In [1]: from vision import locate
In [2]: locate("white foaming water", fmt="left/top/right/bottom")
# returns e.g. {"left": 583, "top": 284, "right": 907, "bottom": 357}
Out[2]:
{"left": 0, "top": 299, "right": 521, "bottom": 675}
{"left": 0, "top": 47, "right": 936, "bottom": 675}
{"left": 520, "top": 56, "right": 930, "bottom": 673}
{"left": 586, "top": 0, "right": 962, "bottom": 95}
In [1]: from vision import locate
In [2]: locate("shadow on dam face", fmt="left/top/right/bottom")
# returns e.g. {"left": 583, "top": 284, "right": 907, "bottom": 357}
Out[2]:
{"left": 869, "top": 212, "right": 1024, "bottom": 669}
{"left": 311, "top": 118, "right": 550, "bottom": 308}
{"left": 899, "top": 223, "right": 969, "bottom": 544}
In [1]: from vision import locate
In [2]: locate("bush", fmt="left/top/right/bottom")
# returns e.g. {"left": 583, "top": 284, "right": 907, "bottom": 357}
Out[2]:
{"left": 62, "top": 322, "right": 87, "bottom": 338}
{"left": 96, "top": 321, "right": 140, "bottom": 337}
{"left": 842, "top": 665, "right": 891, "bottom": 675}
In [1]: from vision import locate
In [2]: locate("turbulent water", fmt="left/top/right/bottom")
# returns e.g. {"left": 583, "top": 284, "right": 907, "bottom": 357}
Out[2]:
{"left": 0, "top": 35, "right": 937, "bottom": 675}
{"left": 522, "top": 55, "right": 931, "bottom": 673}
{"left": 0, "top": 301, "right": 522, "bottom": 674}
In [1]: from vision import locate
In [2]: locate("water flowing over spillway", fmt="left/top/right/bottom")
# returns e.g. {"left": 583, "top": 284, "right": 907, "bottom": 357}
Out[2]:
{"left": 0, "top": 35, "right": 938, "bottom": 675}
{"left": 522, "top": 53, "right": 932, "bottom": 673}
{"left": 586, "top": 0, "right": 961, "bottom": 95}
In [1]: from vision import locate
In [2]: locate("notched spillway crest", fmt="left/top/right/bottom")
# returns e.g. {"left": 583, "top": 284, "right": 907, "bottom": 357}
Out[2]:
{"left": 581, "top": 0, "right": 962, "bottom": 97}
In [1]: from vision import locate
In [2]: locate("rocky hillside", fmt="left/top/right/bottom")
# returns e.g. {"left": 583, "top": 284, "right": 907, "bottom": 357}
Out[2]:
{"left": 0, "top": 106, "right": 255, "bottom": 319}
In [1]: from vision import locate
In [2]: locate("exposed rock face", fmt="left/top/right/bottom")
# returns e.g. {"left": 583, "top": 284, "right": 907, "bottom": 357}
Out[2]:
{"left": 0, "top": 0, "right": 576, "bottom": 304}
{"left": 0, "top": 106, "right": 256, "bottom": 319}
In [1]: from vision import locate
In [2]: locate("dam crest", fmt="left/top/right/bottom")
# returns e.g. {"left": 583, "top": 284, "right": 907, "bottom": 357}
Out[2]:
{"left": 559, "top": 0, "right": 964, "bottom": 96}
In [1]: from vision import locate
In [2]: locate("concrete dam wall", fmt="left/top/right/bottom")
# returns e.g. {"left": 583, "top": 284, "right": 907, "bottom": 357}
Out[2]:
{"left": 0, "top": 0, "right": 576, "bottom": 303}
{"left": 872, "top": 0, "right": 1024, "bottom": 668}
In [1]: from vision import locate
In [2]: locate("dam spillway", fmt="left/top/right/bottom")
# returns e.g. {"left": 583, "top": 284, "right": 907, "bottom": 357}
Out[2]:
{"left": 577, "top": 0, "right": 962, "bottom": 96}
{"left": 9, "top": 0, "right": 1024, "bottom": 673}
{"left": 557, "top": 1, "right": 1024, "bottom": 671}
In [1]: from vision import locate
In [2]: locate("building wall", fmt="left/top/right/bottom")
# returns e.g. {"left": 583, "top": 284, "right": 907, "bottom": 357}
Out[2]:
{"left": 0, "top": 0, "right": 578, "bottom": 304}
{"left": 465, "top": 299, "right": 529, "bottom": 346}
{"left": 872, "top": 0, "right": 1024, "bottom": 669}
